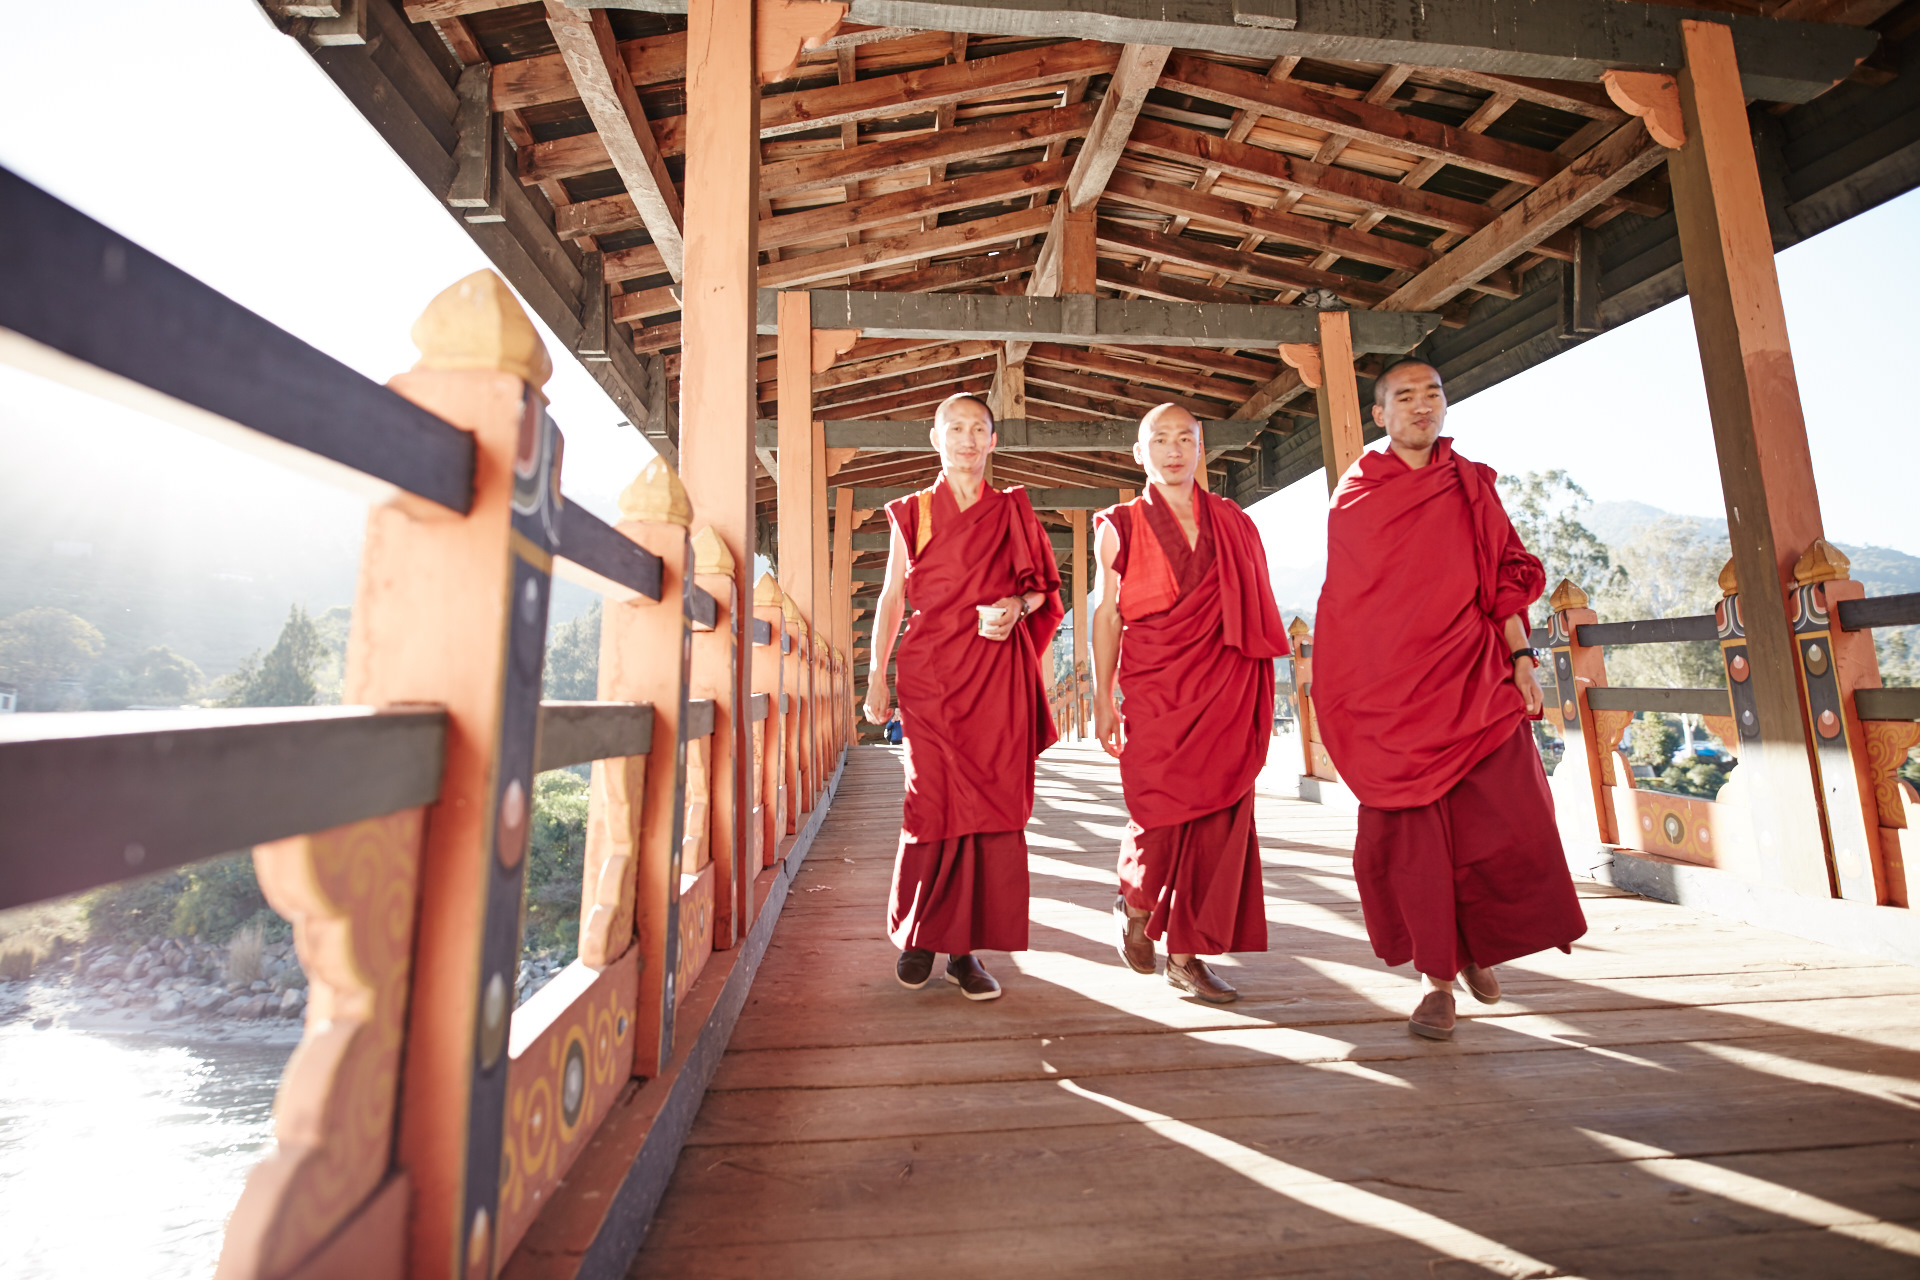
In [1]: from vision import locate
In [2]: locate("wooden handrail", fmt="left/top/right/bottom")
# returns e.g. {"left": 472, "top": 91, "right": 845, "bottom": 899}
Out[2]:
{"left": 535, "top": 701, "right": 654, "bottom": 772}
{"left": 0, "top": 706, "right": 446, "bottom": 911}
{"left": 1837, "top": 591, "right": 1920, "bottom": 632}
{"left": 1857, "top": 687, "right": 1920, "bottom": 721}
{"left": 1576, "top": 614, "right": 1718, "bottom": 647}
{"left": 1585, "top": 686, "right": 1732, "bottom": 716}
{"left": 685, "top": 697, "right": 717, "bottom": 740}
{"left": 557, "top": 504, "right": 664, "bottom": 601}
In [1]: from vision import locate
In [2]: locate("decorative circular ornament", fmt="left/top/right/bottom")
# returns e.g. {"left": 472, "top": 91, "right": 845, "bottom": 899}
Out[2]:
{"left": 498, "top": 779, "right": 528, "bottom": 869}
{"left": 1817, "top": 709, "right": 1840, "bottom": 738}
{"left": 465, "top": 1207, "right": 492, "bottom": 1280}
{"left": 1804, "top": 642, "right": 1828, "bottom": 676}
{"left": 562, "top": 1038, "right": 587, "bottom": 1128}
{"left": 1662, "top": 813, "right": 1685, "bottom": 845}
{"left": 480, "top": 972, "right": 509, "bottom": 1070}
{"left": 1642, "top": 814, "right": 1655, "bottom": 832}
{"left": 1562, "top": 700, "right": 1576, "bottom": 720}
{"left": 1730, "top": 654, "right": 1750, "bottom": 681}
{"left": 1697, "top": 827, "right": 1711, "bottom": 847}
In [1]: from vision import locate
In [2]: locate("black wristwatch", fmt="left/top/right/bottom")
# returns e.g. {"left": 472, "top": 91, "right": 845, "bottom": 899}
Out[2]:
{"left": 1019, "top": 596, "right": 1034, "bottom": 618}
{"left": 1510, "top": 647, "right": 1542, "bottom": 666}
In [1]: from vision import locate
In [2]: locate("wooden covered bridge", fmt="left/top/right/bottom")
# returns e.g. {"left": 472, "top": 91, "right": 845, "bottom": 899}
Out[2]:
{"left": 4, "top": 0, "right": 1920, "bottom": 1275}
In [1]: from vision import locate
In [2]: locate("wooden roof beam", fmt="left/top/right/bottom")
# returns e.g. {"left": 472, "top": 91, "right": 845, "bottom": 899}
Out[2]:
{"left": 752, "top": 418, "right": 1262, "bottom": 452}
{"left": 543, "top": 2, "right": 685, "bottom": 279}
{"left": 761, "top": 158, "right": 1069, "bottom": 251}
{"left": 759, "top": 205, "right": 1053, "bottom": 288}
{"left": 1382, "top": 119, "right": 1667, "bottom": 312}
{"left": 1160, "top": 53, "right": 1563, "bottom": 187}
{"left": 1024, "top": 363, "right": 1226, "bottom": 416}
{"left": 1095, "top": 220, "right": 1394, "bottom": 307}
{"left": 1026, "top": 344, "right": 1255, "bottom": 403}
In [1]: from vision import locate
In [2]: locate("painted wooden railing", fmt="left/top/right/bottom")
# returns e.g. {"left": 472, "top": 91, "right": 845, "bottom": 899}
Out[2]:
{"left": 1282, "top": 539, "right": 1918, "bottom": 908}
{"left": 0, "top": 169, "right": 850, "bottom": 1280}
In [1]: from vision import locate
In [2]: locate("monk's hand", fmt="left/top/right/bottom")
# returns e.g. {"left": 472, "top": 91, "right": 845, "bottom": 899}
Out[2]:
{"left": 1513, "top": 655, "right": 1544, "bottom": 716}
{"left": 1094, "top": 697, "right": 1123, "bottom": 760}
{"left": 979, "top": 595, "right": 1025, "bottom": 643}
{"left": 863, "top": 678, "right": 891, "bottom": 725}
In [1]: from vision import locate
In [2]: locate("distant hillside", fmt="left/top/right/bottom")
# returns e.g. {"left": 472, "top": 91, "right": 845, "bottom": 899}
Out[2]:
{"left": 1588, "top": 500, "right": 1920, "bottom": 597}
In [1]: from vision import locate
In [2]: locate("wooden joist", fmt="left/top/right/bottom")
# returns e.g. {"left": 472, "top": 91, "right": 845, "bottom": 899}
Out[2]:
{"left": 1126, "top": 119, "right": 1497, "bottom": 237}
{"left": 1024, "top": 362, "right": 1223, "bottom": 415}
{"left": 1025, "top": 343, "right": 1253, "bottom": 403}
{"left": 758, "top": 205, "right": 1054, "bottom": 288}
{"left": 762, "top": 101, "right": 1098, "bottom": 197}
{"left": 1094, "top": 220, "right": 1393, "bottom": 307}
{"left": 1161, "top": 53, "right": 1562, "bottom": 187}
{"left": 759, "top": 159, "right": 1069, "bottom": 250}
{"left": 753, "top": 418, "right": 1263, "bottom": 452}
{"left": 543, "top": 2, "right": 685, "bottom": 279}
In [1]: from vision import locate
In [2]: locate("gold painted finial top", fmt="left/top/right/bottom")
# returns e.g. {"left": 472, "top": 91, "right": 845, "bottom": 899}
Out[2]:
{"left": 691, "top": 526, "right": 734, "bottom": 577}
{"left": 618, "top": 457, "right": 692, "bottom": 526}
{"left": 1548, "top": 578, "right": 1589, "bottom": 612}
{"left": 753, "top": 571, "right": 784, "bottom": 607}
{"left": 781, "top": 591, "right": 802, "bottom": 623}
{"left": 411, "top": 270, "right": 552, "bottom": 388}
{"left": 1792, "top": 538, "right": 1851, "bottom": 585}
{"left": 1287, "top": 616, "right": 1310, "bottom": 637}
{"left": 1718, "top": 557, "right": 1739, "bottom": 596}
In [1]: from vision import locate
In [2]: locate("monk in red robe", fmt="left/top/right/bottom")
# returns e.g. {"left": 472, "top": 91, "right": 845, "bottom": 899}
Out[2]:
{"left": 1091, "top": 405, "right": 1291, "bottom": 1004}
{"left": 863, "top": 393, "right": 1064, "bottom": 1001}
{"left": 1313, "top": 360, "right": 1586, "bottom": 1039}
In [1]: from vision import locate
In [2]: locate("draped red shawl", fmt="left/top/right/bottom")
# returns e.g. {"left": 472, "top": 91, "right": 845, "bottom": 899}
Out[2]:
{"left": 886, "top": 477, "right": 1064, "bottom": 841}
{"left": 1313, "top": 439, "right": 1545, "bottom": 810}
{"left": 1097, "top": 487, "right": 1291, "bottom": 829}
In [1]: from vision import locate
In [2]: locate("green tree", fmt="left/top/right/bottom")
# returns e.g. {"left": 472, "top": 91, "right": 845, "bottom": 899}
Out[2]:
{"left": 92, "top": 645, "right": 205, "bottom": 709}
{"left": 0, "top": 606, "right": 106, "bottom": 710}
{"left": 543, "top": 602, "right": 602, "bottom": 701}
{"left": 1497, "top": 471, "right": 1625, "bottom": 607}
{"left": 1597, "top": 517, "right": 1729, "bottom": 691}
{"left": 1627, "top": 713, "right": 1682, "bottom": 775}
{"left": 219, "top": 605, "right": 323, "bottom": 707}
{"left": 522, "top": 771, "right": 589, "bottom": 961}
{"left": 312, "top": 606, "right": 352, "bottom": 706}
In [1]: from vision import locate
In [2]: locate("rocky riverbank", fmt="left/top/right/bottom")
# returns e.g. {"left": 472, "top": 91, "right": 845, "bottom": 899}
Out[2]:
{"left": 0, "top": 934, "right": 307, "bottom": 1043}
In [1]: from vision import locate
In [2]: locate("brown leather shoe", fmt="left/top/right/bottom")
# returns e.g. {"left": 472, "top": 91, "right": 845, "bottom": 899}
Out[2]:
{"left": 1166, "top": 956, "right": 1238, "bottom": 1004}
{"left": 1114, "top": 897, "right": 1155, "bottom": 974}
{"left": 1462, "top": 964, "right": 1501, "bottom": 1005}
{"left": 945, "top": 954, "right": 1002, "bottom": 1001}
{"left": 896, "top": 948, "right": 935, "bottom": 990}
{"left": 1409, "top": 988, "right": 1456, "bottom": 1040}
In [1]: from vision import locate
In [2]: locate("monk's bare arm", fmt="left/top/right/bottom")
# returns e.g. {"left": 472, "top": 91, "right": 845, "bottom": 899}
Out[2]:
{"left": 862, "top": 522, "right": 911, "bottom": 725}
{"left": 1502, "top": 613, "right": 1543, "bottom": 717}
{"left": 1091, "top": 521, "right": 1124, "bottom": 759}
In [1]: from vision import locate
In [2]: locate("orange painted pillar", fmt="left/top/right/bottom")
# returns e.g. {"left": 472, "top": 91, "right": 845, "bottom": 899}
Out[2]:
{"left": 680, "top": 0, "right": 759, "bottom": 956}
{"left": 1071, "top": 509, "right": 1088, "bottom": 739}
{"left": 1317, "top": 310, "right": 1363, "bottom": 493}
{"left": 1543, "top": 580, "right": 1615, "bottom": 849}
{"left": 832, "top": 487, "right": 855, "bottom": 755}
{"left": 690, "top": 527, "right": 741, "bottom": 947}
{"left": 1671, "top": 18, "right": 1831, "bottom": 897}
{"left": 356, "top": 273, "right": 561, "bottom": 1280}
{"left": 776, "top": 292, "right": 817, "bottom": 815}
{"left": 751, "top": 572, "right": 787, "bottom": 871}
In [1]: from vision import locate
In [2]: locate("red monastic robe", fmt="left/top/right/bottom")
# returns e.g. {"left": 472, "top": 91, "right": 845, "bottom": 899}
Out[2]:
{"left": 884, "top": 477, "right": 1063, "bottom": 954}
{"left": 1098, "top": 487, "right": 1290, "bottom": 955}
{"left": 1313, "top": 439, "right": 1585, "bottom": 978}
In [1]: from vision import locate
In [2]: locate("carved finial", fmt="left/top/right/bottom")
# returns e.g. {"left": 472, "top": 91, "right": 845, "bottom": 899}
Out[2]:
{"left": 1277, "top": 343, "right": 1323, "bottom": 390}
{"left": 754, "top": 571, "right": 784, "bottom": 607}
{"left": 617, "top": 456, "right": 692, "bottom": 526}
{"left": 1793, "top": 538, "right": 1851, "bottom": 585}
{"left": 1548, "top": 578, "right": 1589, "bottom": 612}
{"left": 411, "top": 270, "right": 552, "bottom": 388}
{"left": 1718, "top": 556, "right": 1739, "bottom": 596}
{"left": 781, "top": 591, "right": 802, "bottom": 622}
{"left": 691, "top": 526, "right": 735, "bottom": 577}
{"left": 1287, "top": 616, "right": 1311, "bottom": 638}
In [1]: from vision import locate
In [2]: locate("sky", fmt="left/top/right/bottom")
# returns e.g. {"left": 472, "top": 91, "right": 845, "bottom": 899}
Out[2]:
{"left": 2, "top": 0, "right": 1914, "bottom": 630}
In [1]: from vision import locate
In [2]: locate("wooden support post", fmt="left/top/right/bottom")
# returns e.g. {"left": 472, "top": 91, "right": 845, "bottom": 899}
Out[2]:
{"left": 1071, "top": 508, "right": 1088, "bottom": 739}
{"left": 781, "top": 594, "right": 806, "bottom": 831}
{"left": 1316, "top": 309, "right": 1363, "bottom": 493}
{"left": 680, "top": 0, "right": 759, "bottom": 958}
{"left": 811, "top": 417, "right": 830, "bottom": 790}
{"left": 1671, "top": 18, "right": 1831, "bottom": 897}
{"left": 1061, "top": 205, "right": 1097, "bottom": 296}
{"left": 752, "top": 573, "right": 786, "bottom": 877}
{"left": 1543, "top": 580, "right": 1615, "bottom": 849}
{"left": 832, "top": 487, "right": 855, "bottom": 754}
{"left": 354, "top": 273, "right": 560, "bottom": 1280}
{"left": 599, "top": 461, "right": 693, "bottom": 1077}
{"left": 776, "top": 291, "right": 817, "bottom": 815}
{"left": 689, "top": 527, "right": 742, "bottom": 947}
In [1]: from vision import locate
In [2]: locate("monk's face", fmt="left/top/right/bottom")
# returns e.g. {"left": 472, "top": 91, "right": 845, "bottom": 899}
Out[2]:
{"left": 1133, "top": 408, "right": 1200, "bottom": 487}
{"left": 931, "top": 399, "right": 995, "bottom": 475}
{"left": 1372, "top": 362, "right": 1447, "bottom": 454}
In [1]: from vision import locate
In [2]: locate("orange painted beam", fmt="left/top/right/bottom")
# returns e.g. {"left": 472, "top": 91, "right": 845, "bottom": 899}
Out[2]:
{"left": 776, "top": 291, "right": 817, "bottom": 817}
{"left": 1317, "top": 310, "right": 1363, "bottom": 494}
{"left": 1670, "top": 18, "right": 1831, "bottom": 898}
{"left": 680, "top": 0, "right": 760, "bottom": 948}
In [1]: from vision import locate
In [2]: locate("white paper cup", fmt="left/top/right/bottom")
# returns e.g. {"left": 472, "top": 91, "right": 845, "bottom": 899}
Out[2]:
{"left": 976, "top": 604, "right": 1008, "bottom": 636}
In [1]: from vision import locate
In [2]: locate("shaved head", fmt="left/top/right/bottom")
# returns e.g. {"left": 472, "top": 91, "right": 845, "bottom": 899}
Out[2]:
{"left": 1138, "top": 402, "right": 1200, "bottom": 442}
{"left": 936, "top": 392, "right": 994, "bottom": 433}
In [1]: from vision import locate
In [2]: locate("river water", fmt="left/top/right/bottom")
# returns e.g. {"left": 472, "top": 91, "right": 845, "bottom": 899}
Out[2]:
{"left": 0, "top": 1019, "right": 293, "bottom": 1279}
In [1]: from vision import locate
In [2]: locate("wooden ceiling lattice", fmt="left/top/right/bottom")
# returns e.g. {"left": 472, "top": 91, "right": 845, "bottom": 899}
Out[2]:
{"left": 379, "top": 0, "right": 1898, "bottom": 546}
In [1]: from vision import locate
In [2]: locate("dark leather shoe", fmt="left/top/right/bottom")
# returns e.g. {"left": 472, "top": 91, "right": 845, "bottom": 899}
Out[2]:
{"left": 1409, "top": 988, "right": 1456, "bottom": 1040}
{"left": 1114, "top": 897, "right": 1155, "bottom": 974}
{"left": 944, "top": 954, "right": 1002, "bottom": 1001}
{"left": 1462, "top": 964, "right": 1501, "bottom": 1005}
{"left": 1166, "top": 957, "right": 1238, "bottom": 1004}
{"left": 896, "top": 948, "right": 935, "bottom": 990}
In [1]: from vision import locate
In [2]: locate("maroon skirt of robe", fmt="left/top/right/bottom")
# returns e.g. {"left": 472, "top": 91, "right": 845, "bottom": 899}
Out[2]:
{"left": 1119, "top": 789, "right": 1268, "bottom": 956}
{"left": 888, "top": 831, "right": 1031, "bottom": 954}
{"left": 1354, "top": 721, "right": 1587, "bottom": 979}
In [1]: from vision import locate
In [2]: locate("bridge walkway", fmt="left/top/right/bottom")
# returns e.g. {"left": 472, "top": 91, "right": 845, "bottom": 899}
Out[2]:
{"left": 633, "top": 745, "right": 1920, "bottom": 1279}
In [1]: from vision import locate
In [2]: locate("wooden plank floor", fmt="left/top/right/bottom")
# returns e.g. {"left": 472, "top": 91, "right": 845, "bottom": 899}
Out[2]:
{"left": 631, "top": 744, "right": 1920, "bottom": 1279}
